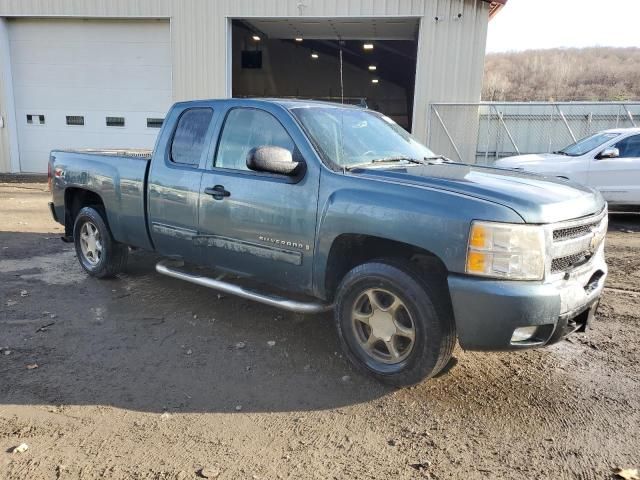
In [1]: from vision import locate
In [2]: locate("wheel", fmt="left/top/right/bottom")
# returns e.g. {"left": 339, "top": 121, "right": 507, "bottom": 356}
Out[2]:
{"left": 334, "top": 259, "right": 456, "bottom": 387}
{"left": 73, "top": 206, "right": 128, "bottom": 278}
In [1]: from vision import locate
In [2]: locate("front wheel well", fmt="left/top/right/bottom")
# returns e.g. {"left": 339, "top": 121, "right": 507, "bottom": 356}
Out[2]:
{"left": 64, "top": 188, "right": 106, "bottom": 237}
{"left": 324, "top": 234, "right": 449, "bottom": 301}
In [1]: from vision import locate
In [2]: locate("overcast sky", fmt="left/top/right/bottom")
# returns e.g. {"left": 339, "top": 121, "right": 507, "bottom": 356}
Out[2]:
{"left": 486, "top": 0, "right": 640, "bottom": 53}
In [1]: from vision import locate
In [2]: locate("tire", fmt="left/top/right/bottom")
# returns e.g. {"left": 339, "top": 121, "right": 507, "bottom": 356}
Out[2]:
{"left": 334, "top": 259, "right": 456, "bottom": 387}
{"left": 73, "top": 206, "right": 128, "bottom": 278}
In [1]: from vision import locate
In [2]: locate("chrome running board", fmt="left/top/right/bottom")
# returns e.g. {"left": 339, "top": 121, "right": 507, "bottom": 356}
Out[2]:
{"left": 155, "top": 259, "right": 333, "bottom": 314}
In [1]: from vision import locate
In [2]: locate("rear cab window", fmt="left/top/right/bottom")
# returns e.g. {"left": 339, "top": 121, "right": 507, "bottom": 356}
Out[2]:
{"left": 171, "top": 108, "right": 214, "bottom": 167}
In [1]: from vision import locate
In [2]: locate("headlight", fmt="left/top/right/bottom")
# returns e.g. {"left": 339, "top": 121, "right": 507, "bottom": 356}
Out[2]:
{"left": 466, "top": 221, "right": 546, "bottom": 280}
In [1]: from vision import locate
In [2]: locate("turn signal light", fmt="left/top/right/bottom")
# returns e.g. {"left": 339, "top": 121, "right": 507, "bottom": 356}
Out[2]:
{"left": 466, "top": 221, "right": 546, "bottom": 280}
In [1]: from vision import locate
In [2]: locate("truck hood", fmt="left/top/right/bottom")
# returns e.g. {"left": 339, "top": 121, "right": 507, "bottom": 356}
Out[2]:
{"left": 353, "top": 163, "right": 605, "bottom": 224}
{"left": 495, "top": 153, "right": 571, "bottom": 169}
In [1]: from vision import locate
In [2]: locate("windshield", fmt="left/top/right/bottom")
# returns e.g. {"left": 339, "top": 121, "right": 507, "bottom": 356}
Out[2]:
{"left": 291, "top": 107, "right": 436, "bottom": 168}
{"left": 559, "top": 132, "right": 620, "bottom": 156}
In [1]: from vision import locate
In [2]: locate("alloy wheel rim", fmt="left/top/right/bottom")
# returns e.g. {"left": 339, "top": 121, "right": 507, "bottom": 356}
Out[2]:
{"left": 351, "top": 288, "right": 416, "bottom": 365}
{"left": 80, "top": 221, "right": 103, "bottom": 266}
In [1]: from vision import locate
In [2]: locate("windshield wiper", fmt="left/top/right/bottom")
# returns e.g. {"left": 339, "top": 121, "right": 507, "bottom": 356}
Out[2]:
{"left": 345, "top": 157, "right": 423, "bottom": 171}
{"left": 553, "top": 150, "right": 569, "bottom": 156}
{"left": 345, "top": 155, "right": 458, "bottom": 171}
{"left": 373, "top": 156, "right": 424, "bottom": 165}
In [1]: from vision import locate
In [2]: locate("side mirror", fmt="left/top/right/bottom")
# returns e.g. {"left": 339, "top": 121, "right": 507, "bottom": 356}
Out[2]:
{"left": 246, "top": 146, "right": 301, "bottom": 175}
{"left": 597, "top": 147, "right": 619, "bottom": 159}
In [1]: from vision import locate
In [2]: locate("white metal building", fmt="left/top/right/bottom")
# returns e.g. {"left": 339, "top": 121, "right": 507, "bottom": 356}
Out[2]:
{"left": 0, "top": 0, "right": 504, "bottom": 173}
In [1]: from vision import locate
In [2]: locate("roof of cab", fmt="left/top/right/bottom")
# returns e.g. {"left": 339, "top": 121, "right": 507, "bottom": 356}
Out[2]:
{"left": 173, "top": 97, "right": 365, "bottom": 111}
{"left": 253, "top": 98, "right": 364, "bottom": 110}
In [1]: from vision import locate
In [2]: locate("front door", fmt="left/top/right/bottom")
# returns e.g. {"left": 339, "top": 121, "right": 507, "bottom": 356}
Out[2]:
{"left": 589, "top": 134, "right": 640, "bottom": 205}
{"left": 197, "top": 106, "right": 320, "bottom": 294}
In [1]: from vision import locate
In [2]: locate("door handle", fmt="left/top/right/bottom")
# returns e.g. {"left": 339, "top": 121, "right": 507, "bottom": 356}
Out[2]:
{"left": 204, "top": 185, "right": 231, "bottom": 200}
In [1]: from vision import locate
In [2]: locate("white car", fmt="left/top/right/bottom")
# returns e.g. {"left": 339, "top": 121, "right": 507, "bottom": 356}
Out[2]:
{"left": 495, "top": 128, "right": 640, "bottom": 209}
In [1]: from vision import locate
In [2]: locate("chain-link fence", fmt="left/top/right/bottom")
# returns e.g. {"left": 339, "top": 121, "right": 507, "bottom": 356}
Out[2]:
{"left": 427, "top": 102, "right": 640, "bottom": 165}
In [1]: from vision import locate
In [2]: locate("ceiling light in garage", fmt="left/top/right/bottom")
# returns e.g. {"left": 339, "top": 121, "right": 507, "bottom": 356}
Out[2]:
{"left": 252, "top": 35, "right": 261, "bottom": 41}
{"left": 371, "top": 79, "right": 379, "bottom": 84}
{"left": 295, "top": 37, "right": 303, "bottom": 42}
{"left": 368, "top": 65, "right": 377, "bottom": 71}
{"left": 311, "top": 52, "right": 319, "bottom": 59}
{"left": 363, "top": 43, "right": 374, "bottom": 50}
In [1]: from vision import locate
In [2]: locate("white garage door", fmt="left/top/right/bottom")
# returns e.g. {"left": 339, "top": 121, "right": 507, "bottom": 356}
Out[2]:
{"left": 8, "top": 19, "right": 172, "bottom": 173}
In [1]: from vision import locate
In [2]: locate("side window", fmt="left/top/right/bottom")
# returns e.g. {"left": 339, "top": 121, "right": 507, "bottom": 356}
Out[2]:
{"left": 614, "top": 135, "right": 640, "bottom": 158}
{"left": 215, "top": 108, "right": 295, "bottom": 171}
{"left": 171, "top": 108, "right": 214, "bottom": 166}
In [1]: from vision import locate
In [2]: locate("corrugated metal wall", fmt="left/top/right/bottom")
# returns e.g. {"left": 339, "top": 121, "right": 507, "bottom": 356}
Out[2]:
{"left": 0, "top": 0, "right": 170, "bottom": 17}
{"left": 0, "top": 0, "right": 490, "bottom": 172}
{"left": 0, "top": 19, "right": 8, "bottom": 168}
{"left": 0, "top": 18, "right": 18, "bottom": 173}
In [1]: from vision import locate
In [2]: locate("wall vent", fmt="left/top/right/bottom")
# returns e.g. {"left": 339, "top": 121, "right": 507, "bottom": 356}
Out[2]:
{"left": 66, "top": 115, "right": 85, "bottom": 126}
{"left": 106, "top": 116, "right": 125, "bottom": 127}
{"left": 27, "top": 114, "right": 45, "bottom": 125}
{"left": 147, "top": 118, "right": 164, "bottom": 128}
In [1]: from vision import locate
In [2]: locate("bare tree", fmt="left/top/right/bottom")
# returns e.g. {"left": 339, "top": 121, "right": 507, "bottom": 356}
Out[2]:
{"left": 483, "top": 47, "right": 640, "bottom": 101}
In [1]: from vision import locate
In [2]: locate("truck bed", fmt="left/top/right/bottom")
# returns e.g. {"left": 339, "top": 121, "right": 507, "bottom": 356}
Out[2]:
{"left": 49, "top": 149, "right": 153, "bottom": 250}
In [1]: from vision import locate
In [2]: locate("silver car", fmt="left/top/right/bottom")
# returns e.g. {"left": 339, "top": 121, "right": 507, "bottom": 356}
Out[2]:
{"left": 496, "top": 128, "right": 640, "bottom": 209}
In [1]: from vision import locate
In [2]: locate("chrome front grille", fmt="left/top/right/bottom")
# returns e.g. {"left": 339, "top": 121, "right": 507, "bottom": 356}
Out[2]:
{"left": 551, "top": 252, "right": 591, "bottom": 273}
{"left": 548, "top": 209, "right": 607, "bottom": 275}
{"left": 553, "top": 221, "right": 601, "bottom": 242}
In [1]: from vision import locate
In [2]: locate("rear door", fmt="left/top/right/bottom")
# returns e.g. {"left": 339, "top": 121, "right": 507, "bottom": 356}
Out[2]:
{"left": 197, "top": 104, "right": 320, "bottom": 294}
{"left": 589, "top": 134, "right": 640, "bottom": 205}
{"left": 147, "top": 105, "right": 216, "bottom": 261}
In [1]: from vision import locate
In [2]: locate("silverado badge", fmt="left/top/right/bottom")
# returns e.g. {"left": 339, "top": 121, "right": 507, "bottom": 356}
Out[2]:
{"left": 258, "top": 235, "right": 311, "bottom": 251}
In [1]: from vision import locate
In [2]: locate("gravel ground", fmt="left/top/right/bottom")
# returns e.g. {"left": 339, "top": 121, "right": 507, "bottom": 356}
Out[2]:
{"left": 1, "top": 182, "right": 638, "bottom": 480}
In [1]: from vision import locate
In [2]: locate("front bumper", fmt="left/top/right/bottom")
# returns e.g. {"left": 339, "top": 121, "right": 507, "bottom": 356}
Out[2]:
{"left": 448, "top": 245, "right": 607, "bottom": 351}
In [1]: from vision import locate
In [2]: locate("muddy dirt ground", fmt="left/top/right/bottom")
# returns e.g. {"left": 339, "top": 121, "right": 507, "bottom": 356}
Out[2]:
{"left": 1, "top": 181, "right": 638, "bottom": 480}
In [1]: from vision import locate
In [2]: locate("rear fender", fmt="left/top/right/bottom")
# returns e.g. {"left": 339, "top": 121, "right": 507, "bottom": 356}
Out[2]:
{"left": 52, "top": 151, "right": 152, "bottom": 250}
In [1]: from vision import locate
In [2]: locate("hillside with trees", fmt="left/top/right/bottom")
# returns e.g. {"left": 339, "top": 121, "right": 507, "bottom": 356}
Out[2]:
{"left": 483, "top": 47, "right": 640, "bottom": 101}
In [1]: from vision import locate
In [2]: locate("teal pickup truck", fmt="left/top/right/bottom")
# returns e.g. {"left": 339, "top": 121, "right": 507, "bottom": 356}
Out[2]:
{"left": 48, "top": 99, "right": 608, "bottom": 386}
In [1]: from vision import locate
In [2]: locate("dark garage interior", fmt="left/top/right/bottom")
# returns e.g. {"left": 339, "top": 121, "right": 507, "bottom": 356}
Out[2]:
{"left": 232, "top": 18, "right": 419, "bottom": 130}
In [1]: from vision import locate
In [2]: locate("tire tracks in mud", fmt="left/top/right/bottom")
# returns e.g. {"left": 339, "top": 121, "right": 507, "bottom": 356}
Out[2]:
{"left": 396, "top": 343, "right": 638, "bottom": 479}
{"left": 604, "top": 286, "right": 640, "bottom": 296}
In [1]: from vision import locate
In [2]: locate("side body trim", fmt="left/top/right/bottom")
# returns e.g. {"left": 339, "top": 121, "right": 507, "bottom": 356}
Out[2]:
{"left": 193, "top": 234, "right": 303, "bottom": 266}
